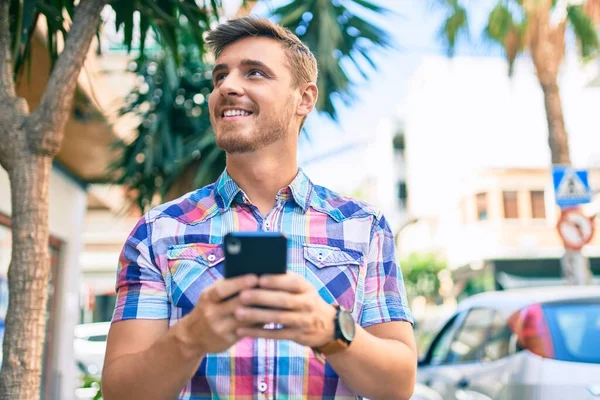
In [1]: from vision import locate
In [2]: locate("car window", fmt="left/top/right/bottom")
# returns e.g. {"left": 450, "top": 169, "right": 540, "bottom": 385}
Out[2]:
{"left": 544, "top": 302, "right": 600, "bottom": 364}
{"left": 428, "top": 315, "right": 460, "bottom": 366}
{"left": 445, "top": 308, "right": 495, "bottom": 364}
{"left": 481, "top": 312, "right": 512, "bottom": 362}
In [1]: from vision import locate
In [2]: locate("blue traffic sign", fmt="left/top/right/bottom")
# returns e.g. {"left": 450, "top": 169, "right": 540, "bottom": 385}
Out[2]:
{"left": 552, "top": 166, "right": 592, "bottom": 209}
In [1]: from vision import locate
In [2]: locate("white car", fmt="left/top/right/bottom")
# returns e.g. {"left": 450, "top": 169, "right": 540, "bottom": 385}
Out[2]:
{"left": 74, "top": 322, "right": 110, "bottom": 378}
{"left": 417, "top": 286, "right": 600, "bottom": 400}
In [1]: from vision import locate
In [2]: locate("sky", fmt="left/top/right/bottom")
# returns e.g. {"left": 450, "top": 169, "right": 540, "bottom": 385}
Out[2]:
{"left": 238, "top": 0, "right": 507, "bottom": 192}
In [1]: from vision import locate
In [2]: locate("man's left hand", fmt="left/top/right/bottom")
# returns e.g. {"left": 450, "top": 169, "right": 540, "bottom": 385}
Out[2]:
{"left": 234, "top": 272, "right": 337, "bottom": 348}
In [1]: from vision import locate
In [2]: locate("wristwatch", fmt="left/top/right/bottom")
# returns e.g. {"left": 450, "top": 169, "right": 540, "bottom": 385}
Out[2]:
{"left": 313, "top": 305, "right": 356, "bottom": 360}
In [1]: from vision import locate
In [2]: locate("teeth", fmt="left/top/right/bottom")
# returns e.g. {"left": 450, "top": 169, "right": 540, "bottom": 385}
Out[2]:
{"left": 223, "top": 109, "right": 251, "bottom": 117}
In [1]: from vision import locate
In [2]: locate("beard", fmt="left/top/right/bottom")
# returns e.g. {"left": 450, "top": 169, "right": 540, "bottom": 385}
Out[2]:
{"left": 213, "top": 98, "right": 295, "bottom": 154}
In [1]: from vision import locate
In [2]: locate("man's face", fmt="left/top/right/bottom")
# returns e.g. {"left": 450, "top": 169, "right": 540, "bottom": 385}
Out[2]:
{"left": 209, "top": 37, "right": 299, "bottom": 153}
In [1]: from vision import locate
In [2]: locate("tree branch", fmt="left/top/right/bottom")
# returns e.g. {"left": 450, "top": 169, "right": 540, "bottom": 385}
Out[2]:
{"left": 26, "top": 0, "right": 107, "bottom": 156}
{"left": 0, "top": 0, "right": 16, "bottom": 99}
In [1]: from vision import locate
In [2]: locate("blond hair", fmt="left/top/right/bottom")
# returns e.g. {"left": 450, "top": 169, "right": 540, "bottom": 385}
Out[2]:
{"left": 206, "top": 17, "right": 318, "bottom": 87}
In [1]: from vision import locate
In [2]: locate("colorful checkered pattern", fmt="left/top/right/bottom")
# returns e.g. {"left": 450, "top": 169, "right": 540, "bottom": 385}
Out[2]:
{"left": 113, "top": 168, "right": 413, "bottom": 399}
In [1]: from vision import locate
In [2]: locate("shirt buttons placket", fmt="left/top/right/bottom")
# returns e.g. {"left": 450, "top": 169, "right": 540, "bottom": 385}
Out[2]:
{"left": 264, "top": 221, "right": 271, "bottom": 231}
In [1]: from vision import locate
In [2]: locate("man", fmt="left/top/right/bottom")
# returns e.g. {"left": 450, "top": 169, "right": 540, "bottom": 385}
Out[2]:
{"left": 102, "top": 17, "right": 416, "bottom": 400}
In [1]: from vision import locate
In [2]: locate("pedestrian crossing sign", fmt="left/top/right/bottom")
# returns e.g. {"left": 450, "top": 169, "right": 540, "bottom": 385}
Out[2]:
{"left": 552, "top": 166, "right": 592, "bottom": 208}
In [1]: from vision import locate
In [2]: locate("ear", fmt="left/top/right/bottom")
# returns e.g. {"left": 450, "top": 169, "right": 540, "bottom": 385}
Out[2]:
{"left": 296, "top": 82, "right": 318, "bottom": 117}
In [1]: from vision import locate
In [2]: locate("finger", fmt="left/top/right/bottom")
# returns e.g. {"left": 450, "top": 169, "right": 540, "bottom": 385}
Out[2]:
{"left": 236, "top": 326, "right": 298, "bottom": 341}
{"left": 215, "top": 294, "right": 245, "bottom": 317}
{"left": 258, "top": 272, "right": 310, "bottom": 293}
{"left": 239, "top": 289, "right": 302, "bottom": 310}
{"left": 234, "top": 307, "right": 302, "bottom": 327}
{"left": 207, "top": 274, "right": 258, "bottom": 303}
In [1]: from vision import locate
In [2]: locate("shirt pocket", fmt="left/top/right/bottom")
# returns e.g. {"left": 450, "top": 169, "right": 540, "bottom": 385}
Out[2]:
{"left": 303, "top": 244, "right": 362, "bottom": 312}
{"left": 166, "top": 243, "right": 225, "bottom": 310}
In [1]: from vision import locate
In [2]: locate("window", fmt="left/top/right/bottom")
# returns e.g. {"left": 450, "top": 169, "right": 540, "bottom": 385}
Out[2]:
{"left": 428, "top": 315, "right": 459, "bottom": 366}
{"left": 397, "top": 182, "right": 407, "bottom": 203}
{"left": 503, "top": 191, "right": 519, "bottom": 219}
{"left": 531, "top": 191, "right": 546, "bottom": 219}
{"left": 446, "top": 308, "right": 495, "bottom": 363}
{"left": 482, "top": 313, "right": 513, "bottom": 362}
{"left": 476, "top": 193, "right": 488, "bottom": 221}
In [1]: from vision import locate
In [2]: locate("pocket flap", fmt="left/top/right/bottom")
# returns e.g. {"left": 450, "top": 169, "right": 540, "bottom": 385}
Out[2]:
{"left": 167, "top": 243, "right": 224, "bottom": 267}
{"left": 303, "top": 244, "right": 361, "bottom": 268}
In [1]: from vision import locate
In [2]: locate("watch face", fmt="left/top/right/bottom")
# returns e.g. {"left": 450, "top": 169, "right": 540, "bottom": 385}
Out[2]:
{"left": 339, "top": 309, "right": 356, "bottom": 340}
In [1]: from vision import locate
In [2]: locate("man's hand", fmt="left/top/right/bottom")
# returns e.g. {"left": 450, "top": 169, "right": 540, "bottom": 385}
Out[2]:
{"left": 233, "top": 272, "right": 337, "bottom": 348}
{"left": 178, "top": 274, "right": 259, "bottom": 354}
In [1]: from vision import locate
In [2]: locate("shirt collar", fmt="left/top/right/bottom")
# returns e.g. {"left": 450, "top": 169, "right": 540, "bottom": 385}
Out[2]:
{"left": 214, "top": 168, "right": 313, "bottom": 213}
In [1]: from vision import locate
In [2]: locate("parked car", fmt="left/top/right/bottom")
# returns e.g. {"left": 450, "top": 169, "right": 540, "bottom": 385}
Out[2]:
{"left": 74, "top": 321, "right": 110, "bottom": 378}
{"left": 417, "top": 286, "right": 600, "bottom": 400}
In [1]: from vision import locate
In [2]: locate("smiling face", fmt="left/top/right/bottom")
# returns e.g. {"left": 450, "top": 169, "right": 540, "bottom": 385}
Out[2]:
{"left": 209, "top": 36, "right": 301, "bottom": 154}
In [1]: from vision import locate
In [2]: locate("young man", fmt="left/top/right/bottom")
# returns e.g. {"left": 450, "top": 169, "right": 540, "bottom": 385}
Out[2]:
{"left": 102, "top": 17, "right": 416, "bottom": 400}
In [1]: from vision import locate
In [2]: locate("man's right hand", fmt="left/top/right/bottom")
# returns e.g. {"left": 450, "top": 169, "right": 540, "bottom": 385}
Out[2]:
{"left": 177, "top": 274, "right": 259, "bottom": 355}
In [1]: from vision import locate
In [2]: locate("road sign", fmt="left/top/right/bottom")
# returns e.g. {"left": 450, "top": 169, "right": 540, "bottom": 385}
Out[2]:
{"left": 557, "top": 208, "right": 595, "bottom": 251}
{"left": 552, "top": 166, "right": 592, "bottom": 209}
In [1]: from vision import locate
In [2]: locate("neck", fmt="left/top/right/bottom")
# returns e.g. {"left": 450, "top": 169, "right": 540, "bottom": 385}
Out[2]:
{"left": 225, "top": 136, "right": 298, "bottom": 216}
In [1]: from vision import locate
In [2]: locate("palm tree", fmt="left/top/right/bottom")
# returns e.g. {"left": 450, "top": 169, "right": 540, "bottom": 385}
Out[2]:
{"left": 437, "top": 0, "right": 600, "bottom": 283}
{"left": 0, "top": 1, "right": 223, "bottom": 398}
{"left": 1, "top": 0, "right": 396, "bottom": 397}
{"left": 111, "top": 0, "right": 395, "bottom": 211}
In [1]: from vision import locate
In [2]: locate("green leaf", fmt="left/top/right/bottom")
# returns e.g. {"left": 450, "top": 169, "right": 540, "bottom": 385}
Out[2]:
{"left": 437, "top": 0, "right": 469, "bottom": 56}
{"left": 484, "top": 3, "right": 513, "bottom": 44}
{"left": 567, "top": 5, "right": 600, "bottom": 60}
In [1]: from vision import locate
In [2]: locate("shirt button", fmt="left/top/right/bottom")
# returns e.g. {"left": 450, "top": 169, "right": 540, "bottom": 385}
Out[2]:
{"left": 258, "top": 381, "right": 267, "bottom": 393}
{"left": 207, "top": 254, "right": 216, "bottom": 262}
{"left": 264, "top": 222, "right": 271, "bottom": 231}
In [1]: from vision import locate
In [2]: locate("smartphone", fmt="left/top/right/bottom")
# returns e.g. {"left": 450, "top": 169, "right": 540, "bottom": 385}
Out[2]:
{"left": 223, "top": 232, "right": 288, "bottom": 279}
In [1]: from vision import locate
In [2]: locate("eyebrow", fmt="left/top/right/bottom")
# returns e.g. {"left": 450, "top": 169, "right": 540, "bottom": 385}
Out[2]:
{"left": 212, "top": 59, "right": 276, "bottom": 79}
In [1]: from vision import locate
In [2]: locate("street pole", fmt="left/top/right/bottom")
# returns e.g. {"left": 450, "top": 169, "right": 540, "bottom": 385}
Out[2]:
{"left": 560, "top": 250, "right": 593, "bottom": 285}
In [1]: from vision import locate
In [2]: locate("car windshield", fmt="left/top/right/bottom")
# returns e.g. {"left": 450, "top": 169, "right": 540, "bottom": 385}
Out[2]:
{"left": 543, "top": 301, "right": 600, "bottom": 364}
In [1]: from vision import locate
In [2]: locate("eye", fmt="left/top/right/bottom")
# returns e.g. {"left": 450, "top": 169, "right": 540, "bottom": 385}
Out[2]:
{"left": 248, "top": 70, "right": 266, "bottom": 78}
{"left": 214, "top": 73, "right": 227, "bottom": 82}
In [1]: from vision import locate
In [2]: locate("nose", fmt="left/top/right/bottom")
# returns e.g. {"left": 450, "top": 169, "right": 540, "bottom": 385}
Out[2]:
{"left": 218, "top": 71, "right": 244, "bottom": 98}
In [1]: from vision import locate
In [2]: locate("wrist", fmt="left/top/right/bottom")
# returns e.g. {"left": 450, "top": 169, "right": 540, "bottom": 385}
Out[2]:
{"left": 318, "top": 304, "right": 337, "bottom": 347}
{"left": 313, "top": 305, "right": 355, "bottom": 357}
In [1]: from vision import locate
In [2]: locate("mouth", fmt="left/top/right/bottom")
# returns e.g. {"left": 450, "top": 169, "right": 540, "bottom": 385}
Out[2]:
{"left": 221, "top": 108, "right": 254, "bottom": 121}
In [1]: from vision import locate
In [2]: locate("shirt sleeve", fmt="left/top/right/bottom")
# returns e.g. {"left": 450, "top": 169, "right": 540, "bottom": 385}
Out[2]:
{"left": 112, "top": 215, "right": 170, "bottom": 322}
{"left": 360, "top": 214, "right": 414, "bottom": 328}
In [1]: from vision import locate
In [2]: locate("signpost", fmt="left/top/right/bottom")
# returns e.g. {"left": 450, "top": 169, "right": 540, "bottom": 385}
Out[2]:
{"left": 552, "top": 166, "right": 594, "bottom": 285}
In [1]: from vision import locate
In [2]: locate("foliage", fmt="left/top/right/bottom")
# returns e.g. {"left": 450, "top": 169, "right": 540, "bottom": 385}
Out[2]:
{"left": 108, "top": 28, "right": 224, "bottom": 211}
{"left": 8, "top": 0, "right": 223, "bottom": 80}
{"left": 110, "top": 0, "right": 396, "bottom": 211}
{"left": 436, "top": 0, "right": 600, "bottom": 73}
{"left": 271, "top": 0, "right": 394, "bottom": 119}
{"left": 400, "top": 253, "right": 447, "bottom": 302}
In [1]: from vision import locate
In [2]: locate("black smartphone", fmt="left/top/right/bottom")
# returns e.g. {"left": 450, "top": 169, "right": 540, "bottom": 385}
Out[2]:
{"left": 223, "top": 232, "right": 288, "bottom": 279}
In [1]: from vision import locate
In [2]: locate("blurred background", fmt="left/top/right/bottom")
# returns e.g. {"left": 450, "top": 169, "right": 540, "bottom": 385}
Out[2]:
{"left": 1, "top": 0, "right": 600, "bottom": 399}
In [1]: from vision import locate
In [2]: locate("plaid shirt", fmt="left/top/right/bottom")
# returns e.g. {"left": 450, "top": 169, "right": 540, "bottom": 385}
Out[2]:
{"left": 113, "top": 169, "right": 413, "bottom": 400}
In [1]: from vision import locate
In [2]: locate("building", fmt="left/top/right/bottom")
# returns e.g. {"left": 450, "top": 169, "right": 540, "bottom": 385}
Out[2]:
{"left": 399, "top": 55, "right": 600, "bottom": 294}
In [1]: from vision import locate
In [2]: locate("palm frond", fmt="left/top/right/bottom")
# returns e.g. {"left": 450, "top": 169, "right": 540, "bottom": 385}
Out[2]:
{"left": 437, "top": 0, "right": 469, "bottom": 56}
{"left": 567, "top": 4, "right": 600, "bottom": 60}
{"left": 272, "top": 0, "right": 394, "bottom": 120}
{"left": 484, "top": 2, "right": 526, "bottom": 76}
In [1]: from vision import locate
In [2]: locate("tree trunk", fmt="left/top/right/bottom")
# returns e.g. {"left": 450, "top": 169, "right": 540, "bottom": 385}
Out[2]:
{"left": 0, "top": 0, "right": 106, "bottom": 397}
{"left": 0, "top": 154, "right": 53, "bottom": 399}
{"left": 538, "top": 70, "right": 593, "bottom": 285}
{"left": 540, "top": 80, "right": 571, "bottom": 165}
